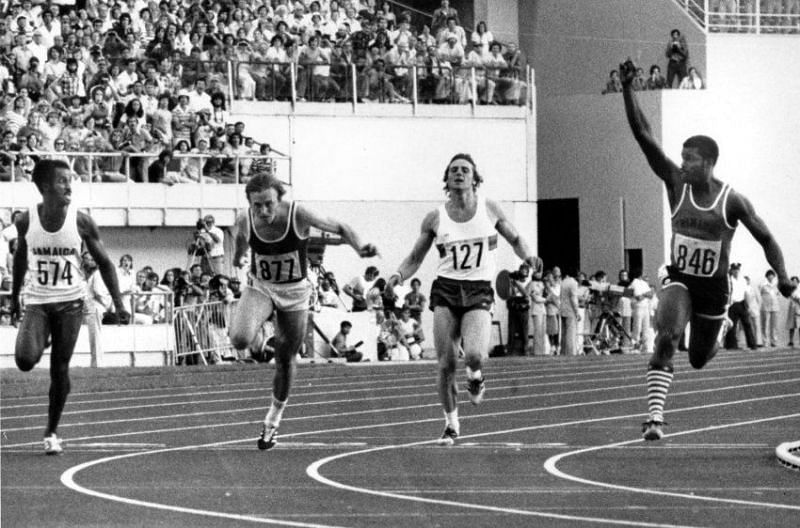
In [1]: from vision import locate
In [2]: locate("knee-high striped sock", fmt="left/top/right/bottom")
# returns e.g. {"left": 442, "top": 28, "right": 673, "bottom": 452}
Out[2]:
{"left": 646, "top": 366, "right": 674, "bottom": 423}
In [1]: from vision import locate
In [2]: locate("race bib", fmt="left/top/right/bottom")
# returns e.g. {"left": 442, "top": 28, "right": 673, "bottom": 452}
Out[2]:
{"left": 254, "top": 251, "right": 302, "bottom": 283}
{"left": 672, "top": 233, "right": 721, "bottom": 277}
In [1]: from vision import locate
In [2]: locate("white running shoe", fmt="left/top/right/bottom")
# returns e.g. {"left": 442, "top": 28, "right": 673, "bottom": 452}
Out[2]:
{"left": 466, "top": 377, "right": 485, "bottom": 405}
{"left": 43, "top": 434, "right": 63, "bottom": 455}
{"left": 437, "top": 425, "right": 458, "bottom": 446}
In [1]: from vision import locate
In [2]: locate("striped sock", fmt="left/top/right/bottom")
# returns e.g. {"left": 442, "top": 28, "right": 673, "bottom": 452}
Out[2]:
{"left": 646, "top": 366, "right": 674, "bottom": 423}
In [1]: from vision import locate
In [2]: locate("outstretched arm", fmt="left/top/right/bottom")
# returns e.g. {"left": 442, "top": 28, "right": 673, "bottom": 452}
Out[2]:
{"left": 233, "top": 210, "right": 250, "bottom": 268}
{"left": 78, "top": 212, "right": 129, "bottom": 321}
{"left": 729, "top": 193, "right": 795, "bottom": 297}
{"left": 620, "top": 60, "right": 682, "bottom": 198}
{"left": 296, "top": 205, "right": 378, "bottom": 258}
{"left": 488, "top": 200, "right": 543, "bottom": 272}
{"left": 387, "top": 210, "right": 437, "bottom": 288}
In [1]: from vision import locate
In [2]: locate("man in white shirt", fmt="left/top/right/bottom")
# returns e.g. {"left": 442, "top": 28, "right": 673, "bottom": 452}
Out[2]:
{"left": 343, "top": 265, "right": 378, "bottom": 312}
{"left": 199, "top": 215, "right": 225, "bottom": 275}
{"left": 188, "top": 78, "right": 213, "bottom": 114}
{"left": 724, "top": 263, "right": 757, "bottom": 350}
{"left": 82, "top": 251, "right": 111, "bottom": 367}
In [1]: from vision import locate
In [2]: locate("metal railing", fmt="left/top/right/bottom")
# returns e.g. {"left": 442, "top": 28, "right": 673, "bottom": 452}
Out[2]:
{"left": 233, "top": 60, "right": 530, "bottom": 108}
{"left": 673, "top": 0, "right": 800, "bottom": 33}
{"left": 172, "top": 298, "right": 237, "bottom": 365}
{"left": 1, "top": 151, "right": 288, "bottom": 185}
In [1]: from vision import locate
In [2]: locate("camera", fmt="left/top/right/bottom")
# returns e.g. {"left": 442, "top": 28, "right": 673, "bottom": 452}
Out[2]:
{"left": 195, "top": 219, "right": 206, "bottom": 230}
{"left": 508, "top": 270, "right": 526, "bottom": 281}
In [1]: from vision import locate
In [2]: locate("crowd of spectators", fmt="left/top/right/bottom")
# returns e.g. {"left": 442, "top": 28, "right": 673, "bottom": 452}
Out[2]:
{"left": 602, "top": 28, "right": 704, "bottom": 94}
{"left": 708, "top": 0, "right": 800, "bottom": 33}
{"left": 0, "top": 0, "right": 528, "bottom": 181}
{"left": 503, "top": 261, "right": 800, "bottom": 357}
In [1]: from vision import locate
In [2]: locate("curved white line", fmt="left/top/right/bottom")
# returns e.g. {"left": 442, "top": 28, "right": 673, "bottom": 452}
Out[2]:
{"left": 60, "top": 437, "right": 350, "bottom": 528}
{"left": 544, "top": 413, "right": 800, "bottom": 511}
{"left": 307, "top": 394, "right": 800, "bottom": 526}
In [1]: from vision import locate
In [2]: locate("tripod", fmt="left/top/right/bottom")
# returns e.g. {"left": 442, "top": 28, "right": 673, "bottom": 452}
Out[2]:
{"left": 589, "top": 308, "right": 632, "bottom": 355}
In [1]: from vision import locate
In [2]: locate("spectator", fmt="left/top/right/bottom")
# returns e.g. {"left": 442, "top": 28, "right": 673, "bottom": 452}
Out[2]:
{"left": 396, "top": 305, "right": 424, "bottom": 359}
{"left": 82, "top": 250, "right": 112, "bottom": 366}
{"left": 331, "top": 320, "right": 364, "bottom": 362}
{"left": 559, "top": 268, "right": 581, "bottom": 356}
{"left": 431, "top": 0, "right": 460, "bottom": 36}
{"left": 471, "top": 21, "right": 494, "bottom": 55}
{"left": 665, "top": 29, "right": 689, "bottom": 88}
{"left": 629, "top": 271, "right": 653, "bottom": 352}
{"left": 602, "top": 69, "right": 622, "bottom": 94}
{"left": 744, "top": 275, "right": 763, "bottom": 346}
{"left": 616, "top": 269, "right": 632, "bottom": 345}
{"left": 201, "top": 215, "right": 225, "bottom": 274}
{"left": 318, "top": 279, "right": 340, "bottom": 308}
{"left": 760, "top": 269, "right": 780, "bottom": 347}
{"left": 632, "top": 67, "right": 647, "bottom": 91}
{"left": 679, "top": 67, "right": 704, "bottom": 89}
{"left": 344, "top": 265, "right": 379, "bottom": 312}
{"left": 148, "top": 148, "right": 172, "bottom": 183}
{"left": 526, "top": 268, "right": 548, "bottom": 355}
{"left": 646, "top": 64, "right": 666, "bottom": 90}
{"left": 438, "top": 16, "right": 467, "bottom": 48}
{"left": 724, "top": 263, "right": 757, "bottom": 350}
{"left": 788, "top": 276, "right": 800, "bottom": 347}
{"left": 116, "top": 254, "right": 136, "bottom": 317}
{"left": 403, "top": 277, "right": 427, "bottom": 323}
{"left": 544, "top": 269, "right": 561, "bottom": 354}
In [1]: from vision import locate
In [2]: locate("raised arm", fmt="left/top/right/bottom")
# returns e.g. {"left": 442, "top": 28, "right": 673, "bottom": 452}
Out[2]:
{"left": 487, "top": 199, "right": 543, "bottom": 272}
{"left": 295, "top": 205, "right": 378, "bottom": 258}
{"left": 78, "top": 212, "right": 129, "bottom": 321}
{"left": 728, "top": 192, "right": 795, "bottom": 298}
{"left": 620, "top": 60, "right": 682, "bottom": 196}
{"left": 387, "top": 210, "right": 437, "bottom": 288}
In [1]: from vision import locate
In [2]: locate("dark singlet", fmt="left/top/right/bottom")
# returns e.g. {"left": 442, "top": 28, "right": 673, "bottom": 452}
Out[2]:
{"left": 670, "top": 182, "right": 736, "bottom": 280}
{"left": 248, "top": 201, "right": 309, "bottom": 284}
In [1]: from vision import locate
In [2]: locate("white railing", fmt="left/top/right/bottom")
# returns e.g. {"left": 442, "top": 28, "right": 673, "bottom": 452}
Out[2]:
{"left": 673, "top": 0, "right": 800, "bottom": 34}
{"left": 1, "top": 151, "right": 290, "bottom": 186}
{"left": 172, "top": 299, "right": 237, "bottom": 365}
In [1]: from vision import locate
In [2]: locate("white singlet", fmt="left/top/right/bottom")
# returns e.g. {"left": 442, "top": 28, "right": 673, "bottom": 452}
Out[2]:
{"left": 24, "top": 204, "right": 86, "bottom": 305}
{"left": 434, "top": 196, "right": 498, "bottom": 282}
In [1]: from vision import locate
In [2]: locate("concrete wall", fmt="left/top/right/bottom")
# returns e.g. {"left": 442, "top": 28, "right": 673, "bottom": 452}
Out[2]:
{"left": 537, "top": 91, "right": 667, "bottom": 280}
{"left": 520, "top": 0, "right": 707, "bottom": 97}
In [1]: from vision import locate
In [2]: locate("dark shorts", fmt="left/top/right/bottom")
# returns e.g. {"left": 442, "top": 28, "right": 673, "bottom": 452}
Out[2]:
{"left": 16, "top": 299, "right": 85, "bottom": 365}
{"left": 664, "top": 266, "right": 730, "bottom": 319}
{"left": 429, "top": 277, "right": 494, "bottom": 316}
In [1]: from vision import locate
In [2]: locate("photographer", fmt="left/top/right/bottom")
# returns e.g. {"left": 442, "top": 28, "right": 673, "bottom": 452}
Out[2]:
{"left": 190, "top": 215, "right": 225, "bottom": 275}
{"left": 665, "top": 29, "right": 688, "bottom": 89}
{"left": 506, "top": 263, "right": 531, "bottom": 355}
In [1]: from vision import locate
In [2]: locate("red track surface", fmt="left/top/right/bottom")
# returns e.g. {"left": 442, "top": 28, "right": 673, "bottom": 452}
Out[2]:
{"left": 2, "top": 349, "right": 799, "bottom": 527}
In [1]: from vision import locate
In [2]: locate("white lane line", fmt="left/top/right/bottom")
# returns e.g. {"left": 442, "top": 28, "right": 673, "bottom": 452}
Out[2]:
{"left": 6, "top": 374, "right": 800, "bottom": 445}
{"left": 57, "top": 392, "right": 799, "bottom": 528}
{"left": 5, "top": 350, "right": 796, "bottom": 405}
{"left": 6, "top": 359, "right": 799, "bottom": 419}
{"left": 543, "top": 413, "right": 800, "bottom": 511}
{"left": 305, "top": 393, "right": 800, "bottom": 527}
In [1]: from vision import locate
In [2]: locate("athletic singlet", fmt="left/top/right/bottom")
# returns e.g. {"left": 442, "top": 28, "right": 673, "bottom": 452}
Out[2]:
{"left": 434, "top": 196, "right": 498, "bottom": 282}
{"left": 248, "top": 201, "right": 309, "bottom": 284}
{"left": 24, "top": 203, "right": 86, "bottom": 305}
{"left": 670, "top": 183, "right": 736, "bottom": 280}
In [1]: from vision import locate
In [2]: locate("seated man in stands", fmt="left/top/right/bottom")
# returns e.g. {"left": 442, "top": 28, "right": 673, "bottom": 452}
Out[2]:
{"left": 396, "top": 305, "right": 424, "bottom": 359}
{"left": 331, "top": 320, "right": 363, "bottom": 362}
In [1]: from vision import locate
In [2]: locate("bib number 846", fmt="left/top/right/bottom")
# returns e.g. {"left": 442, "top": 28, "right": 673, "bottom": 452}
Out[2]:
{"left": 675, "top": 244, "right": 717, "bottom": 277}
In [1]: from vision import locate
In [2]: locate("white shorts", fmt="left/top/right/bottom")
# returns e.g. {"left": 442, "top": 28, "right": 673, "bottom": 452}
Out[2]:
{"left": 246, "top": 277, "right": 313, "bottom": 313}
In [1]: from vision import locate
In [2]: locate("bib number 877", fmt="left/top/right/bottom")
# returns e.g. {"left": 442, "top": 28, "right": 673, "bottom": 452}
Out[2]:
{"left": 675, "top": 244, "right": 717, "bottom": 277}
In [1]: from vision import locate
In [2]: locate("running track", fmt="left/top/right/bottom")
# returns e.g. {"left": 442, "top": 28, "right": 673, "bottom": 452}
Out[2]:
{"left": 2, "top": 349, "right": 799, "bottom": 528}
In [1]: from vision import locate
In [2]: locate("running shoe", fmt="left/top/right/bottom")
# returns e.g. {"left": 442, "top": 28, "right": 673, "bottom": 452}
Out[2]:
{"left": 641, "top": 420, "right": 666, "bottom": 441}
{"left": 43, "top": 434, "right": 63, "bottom": 455}
{"left": 466, "top": 377, "right": 485, "bottom": 405}
{"left": 437, "top": 425, "right": 458, "bottom": 446}
{"left": 257, "top": 425, "right": 278, "bottom": 450}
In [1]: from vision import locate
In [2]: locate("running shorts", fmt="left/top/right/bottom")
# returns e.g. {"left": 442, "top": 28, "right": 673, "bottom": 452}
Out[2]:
{"left": 429, "top": 276, "right": 494, "bottom": 316}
